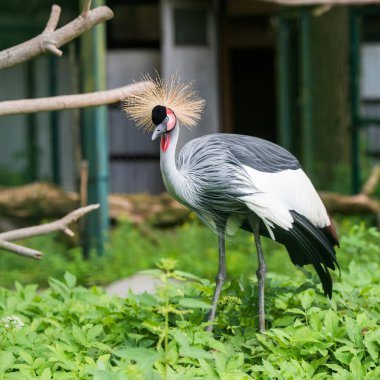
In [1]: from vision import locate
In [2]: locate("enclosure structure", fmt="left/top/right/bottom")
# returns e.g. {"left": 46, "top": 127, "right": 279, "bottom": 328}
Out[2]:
{"left": 0, "top": 0, "right": 109, "bottom": 254}
{"left": 0, "top": 0, "right": 380, "bottom": 253}
{"left": 275, "top": 4, "right": 380, "bottom": 193}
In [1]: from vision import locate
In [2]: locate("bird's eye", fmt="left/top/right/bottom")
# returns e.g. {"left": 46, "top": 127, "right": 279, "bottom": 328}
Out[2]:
{"left": 164, "top": 116, "right": 169, "bottom": 123}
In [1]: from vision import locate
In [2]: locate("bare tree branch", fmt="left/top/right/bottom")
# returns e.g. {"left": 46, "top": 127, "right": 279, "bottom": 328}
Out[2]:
{"left": 0, "top": 82, "right": 150, "bottom": 116}
{"left": 44, "top": 5, "right": 62, "bottom": 34}
{"left": 0, "top": 204, "right": 100, "bottom": 259}
{"left": 0, "top": 4, "right": 113, "bottom": 70}
{"left": 0, "top": 240, "right": 42, "bottom": 260}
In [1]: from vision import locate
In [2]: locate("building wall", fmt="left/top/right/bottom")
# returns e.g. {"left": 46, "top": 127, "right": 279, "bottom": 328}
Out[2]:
{"left": 361, "top": 43, "right": 380, "bottom": 162}
{"left": 106, "top": 0, "right": 220, "bottom": 194}
{"left": 161, "top": 0, "right": 220, "bottom": 149}
{"left": 0, "top": 56, "right": 78, "bottom": 190}
{"left": 107, "top": 50, "right": 164, "bottom": 194}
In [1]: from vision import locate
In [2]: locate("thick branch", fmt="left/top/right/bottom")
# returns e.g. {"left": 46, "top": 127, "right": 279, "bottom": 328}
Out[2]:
{"left": 0, "top": 83, "right": 149, "bottom": 116}
{"left": 0, "top": 204, "right": 99, "bottom": 241}
{"left": 320, "top": 192, "right": 380, "bottom": 214}
{"left": 0, "top": 204, "right": 99, "bottom": 259}
{"left": 0, "top": 4, "right": 113, "bottom": 70}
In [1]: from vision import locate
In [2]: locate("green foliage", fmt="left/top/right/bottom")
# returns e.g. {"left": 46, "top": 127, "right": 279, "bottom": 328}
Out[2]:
{"left": 1, "top": 219, "right": 380, "bottom": 377}
{"left": 0, "top": 242, "right": 380, "bottom": 379}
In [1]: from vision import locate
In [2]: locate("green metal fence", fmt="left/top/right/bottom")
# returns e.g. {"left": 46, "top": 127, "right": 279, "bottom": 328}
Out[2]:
{"left": 275, "top": 5, "right": 380, "bottom": 194}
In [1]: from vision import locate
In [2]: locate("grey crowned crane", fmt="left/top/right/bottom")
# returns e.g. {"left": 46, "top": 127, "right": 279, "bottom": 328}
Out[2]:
{"left": 124, "top": 75, "right": 339, "bottom": 333}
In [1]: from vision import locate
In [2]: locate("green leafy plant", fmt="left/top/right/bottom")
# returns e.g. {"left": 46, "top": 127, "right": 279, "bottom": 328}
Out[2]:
{"left": 0, "top": 220, "right": 380, "bottom": 377}
{"left": 0, "top": 242, "right": 380, "bottom": 379}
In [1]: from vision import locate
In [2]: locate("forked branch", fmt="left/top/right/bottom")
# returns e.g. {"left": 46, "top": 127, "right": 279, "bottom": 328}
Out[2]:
{"left": 0, "top": 2, "right": 113, "bottom": 70}
{"left": 0, "top": 204, "right": 100, "bottom": 259}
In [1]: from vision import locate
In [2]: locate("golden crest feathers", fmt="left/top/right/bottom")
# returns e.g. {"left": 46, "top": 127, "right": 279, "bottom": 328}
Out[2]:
{"left": 123, "top": 73, "right": 205, "bottom": 131}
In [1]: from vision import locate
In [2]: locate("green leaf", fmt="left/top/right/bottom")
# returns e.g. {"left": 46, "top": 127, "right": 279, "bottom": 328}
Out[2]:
{"left": 334, "top": 347, "right": 355, "bottom": 365}
{"left": 86, "top": 325, "right": 104, "bottom": 341}
{"left": 72, "top": 325, "right": 88, "bottom": 346}
{"left": 285, "top": 308, "right": 306, "bottom": 316}
{"left": 180, "top": 346, "right": 213, "bottom": 360}
{"left": 226, "top": 353, "right": 245, "bottom": 371}
{"left": 345, "top": 317, "right": 363, "bottom": 348}
{"left": 198, "top": 358, "right": 218, "bottom": 379}
{"left": 133, "top": 292, "right": 159, "bottom": 307}
{"left": 40, "top": 368, "right": 52, "bottom": 380}
{"left": 113, "top": 347, "right": 157, "bottom": 370}
{"left": 64, "top": 272, "right": 77, "bottom": 288}
{"left": 18, "top": 350, "right": 33, "bottom": 365}
{"left": 196, "top": 333, "right": 227, "bottom": 354}
{"left": 178, "top": 298, "right": 211, "bottom": 309}
{"left": 349, "top": 356, "right": 364, "bottom": 379}
{"left": 324, "top": 309, "right": 339, "bottom": 337}
{"left": 253, "top": 359, "right": 278, "bottom": 377}
{"left": 171, "top": 330, "right": 190, "bottom": 348}
{"left": 300, "top": 289, "right": 314, "bottom": 310}
{"left": 0, "top": 351, "right": 15, "bottom": 373}
{"left": 363, "top": 328, "right": 380, "bottom": 362}
{"left": 213, "top": 351, "right": 227, "bottom": 376}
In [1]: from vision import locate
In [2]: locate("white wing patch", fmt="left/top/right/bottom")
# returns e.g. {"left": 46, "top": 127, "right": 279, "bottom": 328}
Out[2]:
{"left": 240, "top": 192, "right": 294, "bottom": 234}
{"left": 239, "top": 167, "right": 330, "bottom": 238}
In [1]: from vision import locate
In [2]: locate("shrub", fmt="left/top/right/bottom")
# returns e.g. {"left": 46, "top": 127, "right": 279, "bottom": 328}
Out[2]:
{"left": 1, "top": 250, "right": 380, "bottom": 379}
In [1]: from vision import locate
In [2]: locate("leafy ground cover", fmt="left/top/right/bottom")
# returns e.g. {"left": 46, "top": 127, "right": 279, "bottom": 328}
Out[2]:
{"left": 0, "top": 224, "right": 380, "bottom": 379}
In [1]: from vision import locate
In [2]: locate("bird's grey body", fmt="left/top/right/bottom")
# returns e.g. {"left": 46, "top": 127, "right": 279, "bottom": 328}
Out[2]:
{"left": 162, "top": 128, "right": 333, "bottom": 240}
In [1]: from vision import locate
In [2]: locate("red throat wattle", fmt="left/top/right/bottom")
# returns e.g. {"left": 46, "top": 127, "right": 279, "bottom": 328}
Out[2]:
{"left": 161, "top": 133, "right": 170, "bottom": 152}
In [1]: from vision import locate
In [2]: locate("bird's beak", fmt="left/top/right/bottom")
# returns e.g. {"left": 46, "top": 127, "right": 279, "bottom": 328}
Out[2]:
{"left": 152, "top": 123, "right": 167, "bottom": 141}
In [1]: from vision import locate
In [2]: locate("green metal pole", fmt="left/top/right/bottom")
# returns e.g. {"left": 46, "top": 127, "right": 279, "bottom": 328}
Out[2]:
{"left": 300, "top": 10, "right": 313, "bottom": 177}
{"left": 276, "top": 18, "right": 292, "bottom": 151}
{"left": 80, "top": 0, "right": 109, "bottom": 256}
{"left": 350, "top": 11, "right": 361, "bottom": 194}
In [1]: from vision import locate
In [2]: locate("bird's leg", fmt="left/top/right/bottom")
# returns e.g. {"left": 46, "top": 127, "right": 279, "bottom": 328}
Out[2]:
{"left": 207, "top": 232, "right": 226, "bottom": 333}
{"left": 252, "top": 220, "right": 267, "bottom": 332}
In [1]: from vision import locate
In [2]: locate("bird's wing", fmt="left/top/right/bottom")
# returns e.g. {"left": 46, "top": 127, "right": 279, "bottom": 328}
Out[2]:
{"left": 209, "top": 134, "right": 330, "bottom": 231}
{"left": 240, "top": 166, "right": 330, "bottom": 230}
{"left": 177, "top": 133, "right": 329, "bottom": 237}
{"left": 225, "top": 134, "right": 301, "bottom": 173}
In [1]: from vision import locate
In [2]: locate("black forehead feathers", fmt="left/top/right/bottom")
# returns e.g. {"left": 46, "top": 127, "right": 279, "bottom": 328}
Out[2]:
{"left": 152, "top": 105, "right": 167, "bottom": 125}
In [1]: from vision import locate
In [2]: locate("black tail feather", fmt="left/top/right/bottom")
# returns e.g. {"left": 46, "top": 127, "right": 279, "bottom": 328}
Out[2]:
{"left": 286, "top": 214, "right": 337, "bottom": 297}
